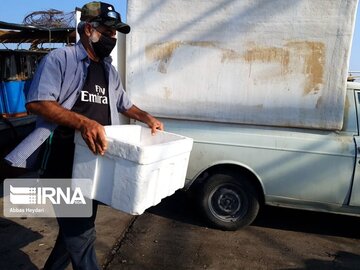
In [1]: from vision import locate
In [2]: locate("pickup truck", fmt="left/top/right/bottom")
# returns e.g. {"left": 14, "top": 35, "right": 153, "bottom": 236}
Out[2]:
{"left": 125, "top": 0, "right": 359, "bottom": 230}
{"left": 143, "top": 82, "right": 360, "bottom": 230}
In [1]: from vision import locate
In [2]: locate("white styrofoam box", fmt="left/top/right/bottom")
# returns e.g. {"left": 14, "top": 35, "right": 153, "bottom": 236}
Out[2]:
{"left": 126, "top": 0, "right": 358, "bottom": 130}
{"left": 72, "top": 125, "right": 193, "bottom": 215}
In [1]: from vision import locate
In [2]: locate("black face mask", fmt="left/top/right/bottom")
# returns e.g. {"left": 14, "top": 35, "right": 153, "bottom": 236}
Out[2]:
{"left": 91, "top": 34, "right": 117, "bottom": 59}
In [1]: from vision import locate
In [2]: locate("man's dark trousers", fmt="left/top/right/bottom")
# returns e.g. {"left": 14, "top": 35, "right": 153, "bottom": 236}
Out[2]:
{"left": 40, "top": 131, "right": 100, "bottom": 270}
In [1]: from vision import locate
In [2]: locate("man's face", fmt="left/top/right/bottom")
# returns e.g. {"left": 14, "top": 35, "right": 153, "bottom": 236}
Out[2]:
{"left": 83, "top": 22, "right": 118, "bottom": 60}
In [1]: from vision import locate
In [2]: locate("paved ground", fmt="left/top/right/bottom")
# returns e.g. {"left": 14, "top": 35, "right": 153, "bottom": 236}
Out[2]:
{"left": 107, "top": 191, "right": 360, "bottom": 270}
{"left": 1, "top": 187, "right": 360, "bottom": 270}
{"left": 0, "top": 201, "right": 134, "bottom": 270}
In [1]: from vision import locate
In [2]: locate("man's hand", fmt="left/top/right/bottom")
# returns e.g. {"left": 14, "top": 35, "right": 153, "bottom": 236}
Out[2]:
{"left": 80, "top": 119, "right": 107, "bottom": 155}
{"left": 147, "top": 116, "right": 164, "bottom": 135}
{"left": 123, "top": 105, "right": 164, "bottom": 134}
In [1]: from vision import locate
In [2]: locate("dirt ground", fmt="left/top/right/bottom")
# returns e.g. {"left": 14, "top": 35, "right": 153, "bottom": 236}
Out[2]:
{"left": 106, "top": 191, "right": 360, "bottom": 270}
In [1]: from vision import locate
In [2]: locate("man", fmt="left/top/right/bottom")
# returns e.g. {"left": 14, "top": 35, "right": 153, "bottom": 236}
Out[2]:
{"left": 6, "top": 1, "right": 163, "bottom": 269}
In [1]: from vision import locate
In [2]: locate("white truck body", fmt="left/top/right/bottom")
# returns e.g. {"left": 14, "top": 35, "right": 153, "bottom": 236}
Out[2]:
{"left": 126, "top": 0, "right": 358, "bottom": 130}
{"left": 155, "top": 83, "right": 360, "bottom": 210}
{"left": 123, "top": 0, "right": 360, "bottom": 229}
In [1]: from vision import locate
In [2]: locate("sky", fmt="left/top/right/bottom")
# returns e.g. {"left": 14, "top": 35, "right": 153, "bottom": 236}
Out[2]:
{"left": 0, "top": 0, "right": 359, "bottom": 72}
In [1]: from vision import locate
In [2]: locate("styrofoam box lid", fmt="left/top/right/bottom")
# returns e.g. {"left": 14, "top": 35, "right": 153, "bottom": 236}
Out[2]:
{"left": 74, "top": 125, "right": 193, "bottom": 165}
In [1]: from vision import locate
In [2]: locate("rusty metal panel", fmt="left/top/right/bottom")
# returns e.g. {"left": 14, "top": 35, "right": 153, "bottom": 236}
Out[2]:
{"left": 126, "top": 0, "right": 358, "bottom": 130}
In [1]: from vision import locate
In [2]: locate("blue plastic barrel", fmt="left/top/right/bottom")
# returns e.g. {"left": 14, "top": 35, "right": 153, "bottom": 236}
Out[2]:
{"left": 1, "top": 81, "right": 26, "bottom": 115}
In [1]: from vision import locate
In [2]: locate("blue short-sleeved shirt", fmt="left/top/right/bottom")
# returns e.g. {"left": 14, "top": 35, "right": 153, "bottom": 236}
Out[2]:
{"left": 5, "top": 41, "right": 133, "bottom": 168}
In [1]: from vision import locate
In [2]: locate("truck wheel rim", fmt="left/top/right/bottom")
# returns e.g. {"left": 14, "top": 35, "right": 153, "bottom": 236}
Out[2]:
{"left": 208, "top": 184, "right": 247, "bottom": 222}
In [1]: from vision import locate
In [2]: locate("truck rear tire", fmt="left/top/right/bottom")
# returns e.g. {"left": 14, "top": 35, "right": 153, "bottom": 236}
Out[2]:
{"left": 198, "top": 173, "right": 260, "bottom": 230}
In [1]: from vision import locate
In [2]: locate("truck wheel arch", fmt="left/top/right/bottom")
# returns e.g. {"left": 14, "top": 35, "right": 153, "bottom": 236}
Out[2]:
{"left": 189, "top": 163, "right": 265, "bottom": 205}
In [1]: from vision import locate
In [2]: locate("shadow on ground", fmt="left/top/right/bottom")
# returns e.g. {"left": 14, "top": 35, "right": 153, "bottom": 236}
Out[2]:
{"left": 281, "top": 251, "right": 360, "bottom": 270}
{"left": 0, "top": 217, "right": 42, "bottom": 270}
{"left": 148, "top": 191, "right": 360, "bottom": 239}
